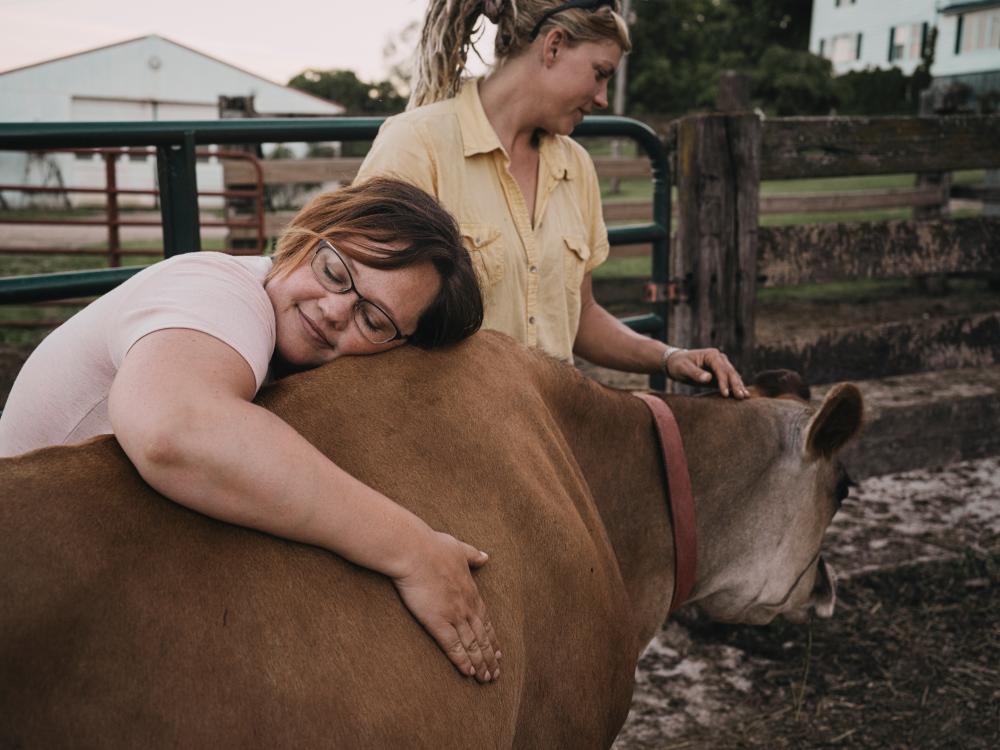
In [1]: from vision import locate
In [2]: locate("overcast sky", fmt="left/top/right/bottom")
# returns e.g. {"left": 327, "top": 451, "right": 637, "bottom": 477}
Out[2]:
{"left": 0, "top": 0, "right": 494, "bottom": 85}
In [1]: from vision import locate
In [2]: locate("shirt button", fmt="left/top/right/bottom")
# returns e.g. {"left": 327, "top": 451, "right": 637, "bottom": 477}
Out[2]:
{"left": 529, "top": 265, "right": 538, "bottom": 273}
{"left": 528, "top": 316, "right": 536, "bottom": 325}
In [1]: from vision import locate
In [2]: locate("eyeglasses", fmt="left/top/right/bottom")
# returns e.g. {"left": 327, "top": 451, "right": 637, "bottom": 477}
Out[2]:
{"left": 311, "top": 240, "right": 407, "bottom": 345}
{"left": 529, "top": 0, "right": 616, "bottom": 41}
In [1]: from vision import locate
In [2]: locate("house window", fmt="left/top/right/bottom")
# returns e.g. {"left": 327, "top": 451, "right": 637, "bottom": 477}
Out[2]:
{"left": 830, "top": 32, "right": 859, "bottom": 62}
{"left": 888, "top": 23, "right": 924, "bottom": 62}
{"left": 957, "top": 9, "right": 1000, "bottom": 54}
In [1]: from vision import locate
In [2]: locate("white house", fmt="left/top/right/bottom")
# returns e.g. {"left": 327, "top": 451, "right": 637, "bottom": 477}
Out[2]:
{"left": 0, "top": 35, "right": 344, "bottom": 208}
{"left": 810, "top": 0, "right": 1000, "bottom": 104}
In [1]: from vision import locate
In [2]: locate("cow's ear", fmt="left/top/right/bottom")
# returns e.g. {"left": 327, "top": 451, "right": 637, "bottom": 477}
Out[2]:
{"left": 750, "top": 369, "right": 811, "bottom": 401}
{"left": 805, "top": 383, "right": 864, "bottom": 459}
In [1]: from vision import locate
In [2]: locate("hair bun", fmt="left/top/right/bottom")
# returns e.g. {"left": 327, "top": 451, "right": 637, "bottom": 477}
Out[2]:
{"left": 481, "top": 0, "right": 504, "bottom": 24}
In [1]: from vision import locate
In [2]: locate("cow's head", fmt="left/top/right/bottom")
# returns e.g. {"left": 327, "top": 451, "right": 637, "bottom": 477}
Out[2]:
{"left": 692, "top": 373, "right": 863, "bottom": 626}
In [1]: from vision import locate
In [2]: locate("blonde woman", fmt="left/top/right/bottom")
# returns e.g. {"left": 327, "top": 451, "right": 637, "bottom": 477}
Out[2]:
{"left": 358, "top": 0, "right": 749, "bottom": 397}
{"left": 0, "top": 178, "right": 501, "bottom": 684}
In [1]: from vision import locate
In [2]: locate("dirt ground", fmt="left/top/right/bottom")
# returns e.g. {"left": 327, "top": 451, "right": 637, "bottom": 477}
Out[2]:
{"left": 614, "top": 457, "right": 1000, "bottom": 750}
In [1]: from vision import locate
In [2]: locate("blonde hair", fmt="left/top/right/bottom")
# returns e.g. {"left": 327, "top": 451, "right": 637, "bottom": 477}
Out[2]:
{"left": 409, "top": 0, "right": 631, "bottom": 109}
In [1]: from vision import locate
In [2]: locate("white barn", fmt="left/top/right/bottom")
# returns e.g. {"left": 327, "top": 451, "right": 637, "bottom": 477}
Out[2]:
{"left": 0, "top": 35, "right": 344, "bottom": 208}
{"left": 810, "top": 0, "right": 1000, "bottom": 105}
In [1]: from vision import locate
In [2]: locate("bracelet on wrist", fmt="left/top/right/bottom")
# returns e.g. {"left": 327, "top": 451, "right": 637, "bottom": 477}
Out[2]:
{"left": 661, "top": 345, "right": 688, "bottom": 374}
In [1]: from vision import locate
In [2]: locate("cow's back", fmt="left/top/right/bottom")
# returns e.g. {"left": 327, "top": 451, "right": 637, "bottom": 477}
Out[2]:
{"left": 0, "top": 333, "right": 635, "bottom": 748}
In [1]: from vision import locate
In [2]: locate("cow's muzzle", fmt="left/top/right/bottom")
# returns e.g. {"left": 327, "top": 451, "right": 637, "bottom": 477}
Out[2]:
{"left": 809, "top": 556, "right": 837, "bottom": 618}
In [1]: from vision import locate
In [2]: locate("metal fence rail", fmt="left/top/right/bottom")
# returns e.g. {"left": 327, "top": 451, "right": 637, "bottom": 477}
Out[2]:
{"left": 0, "top": 116, "right": 672, "bottom": 384}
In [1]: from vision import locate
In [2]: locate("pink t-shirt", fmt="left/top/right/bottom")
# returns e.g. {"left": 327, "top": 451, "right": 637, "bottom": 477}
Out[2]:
{"left": 0, "top": 252, "right": 275, "bottom": 457}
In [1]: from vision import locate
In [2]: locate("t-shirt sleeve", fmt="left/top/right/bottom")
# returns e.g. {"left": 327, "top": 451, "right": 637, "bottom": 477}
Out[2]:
{"left": 107, "top": 254, "right": 276, "bottom": 391}
{"left": 356, "top": 115, "right": 439, "bottom": 197}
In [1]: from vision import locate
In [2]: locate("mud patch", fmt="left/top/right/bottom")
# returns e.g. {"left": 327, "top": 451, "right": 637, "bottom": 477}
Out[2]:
{"left": 615, "top": 457, "right": 1000, "bottom": 749}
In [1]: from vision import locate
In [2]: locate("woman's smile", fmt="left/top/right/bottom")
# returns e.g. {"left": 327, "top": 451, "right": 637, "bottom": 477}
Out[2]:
{"left": 297, "top": 305, "right": 332, "bottom": 350}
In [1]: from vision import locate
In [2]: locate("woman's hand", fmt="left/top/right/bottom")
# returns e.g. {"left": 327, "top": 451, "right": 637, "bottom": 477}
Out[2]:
{"left": 665, "top": 347, "right": 750, "bottom": 399}
{"left": 392, "top": 530, "right": 501, "bottom": 683}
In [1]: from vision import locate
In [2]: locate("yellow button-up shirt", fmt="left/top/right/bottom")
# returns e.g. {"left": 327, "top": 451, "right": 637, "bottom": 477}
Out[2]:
{"left": 357, "top": 79, "right": 609, "bottom": 362}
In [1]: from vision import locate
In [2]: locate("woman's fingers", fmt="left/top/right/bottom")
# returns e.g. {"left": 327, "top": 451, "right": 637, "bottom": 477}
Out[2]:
{"left": 464, "top": 543, "right": 489, "bottom": 569}
{"left": 455, "top": 620, "right": 490, "bottom": 681}
{"left": 667, "top": 348, "right": 750, "bottom": 398}
{"left": 707, "top": 351, "right": 749, "bottom": 399}
{"left": 440, "top": 624, "right": 478, "bottom": 678}
{"left": 392, "top": 531, "right": 502, "bottom": 683}
{"left": 469, "top": 613, "right": 501, "bottom": 679}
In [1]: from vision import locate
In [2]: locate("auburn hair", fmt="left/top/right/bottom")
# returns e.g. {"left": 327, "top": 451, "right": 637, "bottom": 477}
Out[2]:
{"left": 268, "top": 177, "right": 483, "bottom": 348}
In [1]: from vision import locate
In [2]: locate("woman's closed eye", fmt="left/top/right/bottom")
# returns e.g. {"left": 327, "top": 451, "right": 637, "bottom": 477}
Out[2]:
{"left": 323, "top": 263, "right": 348, "bottom": 287}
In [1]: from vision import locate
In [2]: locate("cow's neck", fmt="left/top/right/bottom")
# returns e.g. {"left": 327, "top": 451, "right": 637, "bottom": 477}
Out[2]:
{"left": 544, "top": 375, "right": 751, "bottom": 652}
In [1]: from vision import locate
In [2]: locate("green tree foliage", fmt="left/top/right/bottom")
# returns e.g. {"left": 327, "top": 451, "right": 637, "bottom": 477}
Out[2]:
{"left": 626, "top": 0, "right": 815, "bottom": 115}
{"left": 286, "top": 69, "right": 405, "bottom": 115}
{"left": 754, "top": 45, "right": 837, "bottom": 115}
{"left": 286, "top": 69, "right": 406, "bottom": 156}
{"left": 833, "top": 67, "right": 912, "bottom": 115}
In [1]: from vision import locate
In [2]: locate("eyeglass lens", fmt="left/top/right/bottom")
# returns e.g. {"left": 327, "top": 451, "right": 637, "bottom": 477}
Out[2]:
{"left": 312, "top": 244, "right": 400, "bottom": 344}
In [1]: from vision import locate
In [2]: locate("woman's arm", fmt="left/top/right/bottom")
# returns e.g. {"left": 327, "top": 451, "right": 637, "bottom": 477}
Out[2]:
{"left": 573, "top": 273, "right": 749, "bottom": 398}
{"left": 109, "top": 328, "right": 501, "bottom": 682}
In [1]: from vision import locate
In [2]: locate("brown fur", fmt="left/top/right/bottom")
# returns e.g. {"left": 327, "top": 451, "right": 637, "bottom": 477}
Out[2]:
{"left": 0, "top": 331, "right": 861, "bottom": 748}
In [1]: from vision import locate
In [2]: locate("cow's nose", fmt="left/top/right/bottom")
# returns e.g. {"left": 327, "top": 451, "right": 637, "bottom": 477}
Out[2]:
{"left": 810, "top": 557, "right": 837, "bottom": 619}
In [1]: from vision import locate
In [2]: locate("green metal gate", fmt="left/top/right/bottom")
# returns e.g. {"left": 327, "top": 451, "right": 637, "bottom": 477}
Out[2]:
{"left": 0, "top": 116, "right": 671, "bottom": 386}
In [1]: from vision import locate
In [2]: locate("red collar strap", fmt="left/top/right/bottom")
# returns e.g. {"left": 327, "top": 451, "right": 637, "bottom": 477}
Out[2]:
{"left": 635, "top": 393, "right": 698, "bottom": 615}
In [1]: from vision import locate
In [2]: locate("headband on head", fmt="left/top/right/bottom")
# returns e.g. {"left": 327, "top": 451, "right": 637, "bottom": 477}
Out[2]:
{"left": 528, "top": 0, "right": 617, "bottom": 41}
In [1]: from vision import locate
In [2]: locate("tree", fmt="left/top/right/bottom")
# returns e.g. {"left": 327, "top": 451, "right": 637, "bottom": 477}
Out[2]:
{"left": 625, "top": 0, "right": 816, "bottom": 115}
{"left": 754, "top": 45, "right": 837, "bottom": 116}
{"left": 286, "top": 69, "right": 405, "bottom": 116}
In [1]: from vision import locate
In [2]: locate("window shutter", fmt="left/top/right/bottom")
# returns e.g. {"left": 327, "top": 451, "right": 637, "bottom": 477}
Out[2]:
{"left": 856, "top": 32, "right": 863, "bottom": 60}
{"left": 920, "top": 22, "right": 929, "bottom": 59}
{"left": 955, "top": 15, "right": 964, "bottom": 55}
{"left": 888, "top": 26, "right": 896, "bottom": 61}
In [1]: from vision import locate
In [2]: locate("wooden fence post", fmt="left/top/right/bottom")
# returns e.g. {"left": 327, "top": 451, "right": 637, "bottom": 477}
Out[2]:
{"left": 671, "top": 79, "right": 761, "bottom": 374}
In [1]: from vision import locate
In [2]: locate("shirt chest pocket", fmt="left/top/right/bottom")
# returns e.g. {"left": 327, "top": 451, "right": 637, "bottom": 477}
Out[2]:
{"left": 460, "top": 223, "right": 505, "bottom": 291}
{"left": 562, "top": 235, "right": 591, "bottom": 291}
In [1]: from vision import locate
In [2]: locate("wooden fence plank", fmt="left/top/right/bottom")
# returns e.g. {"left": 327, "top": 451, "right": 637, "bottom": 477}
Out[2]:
{"left": 751, "top": 311, "right": 1000, "bottom": 384}
{"left": 757, "top": 217, "right": 1000, "bottom": 286}
{"left": 760, "top": 186, "right": 945, "bottom": 214}
{"left": 604, "top": 186, "right": 951, "bottom": 222}
{"left": 761, "top": 115, "right": 1000, "bottom": 179}
{"left": 603, "top": 201, "right": 653, "bottom": 222}
{"left": 225, "top": 156, "right": 655, "bottom": 185}
{"left": 592, "top": 158, "right": 651, "bottom": 179}
{"left": 223, "top": 157, "right": 364, "bottom": 185}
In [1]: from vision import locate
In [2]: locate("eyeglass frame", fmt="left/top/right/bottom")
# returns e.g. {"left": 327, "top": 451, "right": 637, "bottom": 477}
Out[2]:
{"left": 528, "top": 0, "right": 617, "bottom": 41}
{"left": 310, "top": 239, "right": 408, "bottom": 345}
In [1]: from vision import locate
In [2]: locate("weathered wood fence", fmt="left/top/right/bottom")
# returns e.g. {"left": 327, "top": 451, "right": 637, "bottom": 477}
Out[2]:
{"left": 666, "top": 110, "right": 1000, "bottom": 385}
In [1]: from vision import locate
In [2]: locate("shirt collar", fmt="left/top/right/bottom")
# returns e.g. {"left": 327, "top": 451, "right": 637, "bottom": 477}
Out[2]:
{"left": 457, "top": 79, "right": 504, "bottom": 157}
{"left": 457, "top": 79, "right": 573, "bottom": 182}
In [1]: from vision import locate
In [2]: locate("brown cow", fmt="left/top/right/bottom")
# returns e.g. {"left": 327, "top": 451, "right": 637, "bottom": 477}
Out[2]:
{"left": 0, "top": 331, "right": 862, "bottom": 749}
